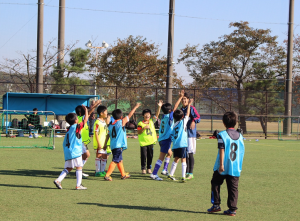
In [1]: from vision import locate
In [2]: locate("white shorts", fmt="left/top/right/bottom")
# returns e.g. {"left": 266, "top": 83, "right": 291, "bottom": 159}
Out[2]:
{"left": 64, "top": 156, "right": 83, "bottom": 168}
{"left": 187, "top": 137, "right": 197, "bottom": 154}
{"left": 82, "top": 143, "right": 87, "bottom": 154}
{"left": 95, "top": 149, "right": 107, "bottom": 154}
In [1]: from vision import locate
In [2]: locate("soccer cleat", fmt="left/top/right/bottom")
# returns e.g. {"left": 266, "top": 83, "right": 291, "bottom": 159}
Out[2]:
{"left": 121, "top": 173, "right": 131, "bottom": 180}
{"left": 180, "top": 177, "right": 186, "bottom": 183}
{"left": 167, "top": 175, "right": 177, "bottom": 181}
{"left": 28, "top": 135, "right": 33, "bottom": 138}
{"left": 186, "top": 174, "right": 194, "bottom": 180}
{"left": 82, "top": 173, "right": 89, "bottom": 179}
{"left": 223, "top": 209, "right": 236, "bottom": 216}
{"left": 95, "top": 172, "right": 101, "bottom": 177}
{"left": 100, "top": 171, "right": 106, "bottom": 177}
{"left": 104, "top": 176, "right": 113, "bottom": 181}
{"left": 53, "top": 179, "right": 62, "bottom": 189}
{"left": 150, "top": 174, "right": 163, "bottom": 181}
{"left": 207, "top": 205, "right": 221, "bottom": 213}
{"left": 76, "top": 185, "right": 87, "bottom": 190}
{"left": 161, "top": 170, "right": 169, "bottom": 176}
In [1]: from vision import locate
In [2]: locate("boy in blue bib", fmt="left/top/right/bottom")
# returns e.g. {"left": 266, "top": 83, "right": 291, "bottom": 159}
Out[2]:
{"left": 207, "top": 111, "right": 245, "bottom": 216}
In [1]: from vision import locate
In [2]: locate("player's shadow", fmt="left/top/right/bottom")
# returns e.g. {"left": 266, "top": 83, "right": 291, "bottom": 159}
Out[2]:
{"left": 0, "top": 169, "right": 59, "bottom": 178}
{"left": 78, "top": 202, "right": 212, "bottom": 214}
{"left": 0, "top": 183, "right": 53, "bottom": 189}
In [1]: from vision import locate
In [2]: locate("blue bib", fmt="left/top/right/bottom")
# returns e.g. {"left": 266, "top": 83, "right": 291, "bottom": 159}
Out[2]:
{"left": 158, "top": 112, "right": 174, "bottom": 141}
{"left": 108, "top": 120, "right": 127, "bottom": 150}
{"left": 171, "top": 119, "right": 188, "bottom": 149}
{"left": 213, "top": 130, "right": 245, "bottom": 177}
{"left": 63, "top": 124, "right": 82, "bottom": 161}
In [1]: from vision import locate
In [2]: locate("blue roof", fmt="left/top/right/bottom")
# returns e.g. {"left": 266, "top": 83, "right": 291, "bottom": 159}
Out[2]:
{"left": 3, "top": 92, "right": 99, "bottom": 115}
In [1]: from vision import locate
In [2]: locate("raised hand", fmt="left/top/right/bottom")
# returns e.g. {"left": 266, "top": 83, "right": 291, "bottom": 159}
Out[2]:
{"left": 157, "top": 100, "right": 164, "bottom": 107}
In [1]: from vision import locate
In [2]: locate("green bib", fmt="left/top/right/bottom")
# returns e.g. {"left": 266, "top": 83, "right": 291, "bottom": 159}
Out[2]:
{"left": 138, "top": 119, "right": 157, "bottom": 147}
{"left": 78, "top": 116, "right": 91, "bottom": 145}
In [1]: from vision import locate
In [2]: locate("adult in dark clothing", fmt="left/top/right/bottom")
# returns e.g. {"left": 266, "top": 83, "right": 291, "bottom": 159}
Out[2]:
{"left": 24, "top": 108, "right": 41, "bottom": 138}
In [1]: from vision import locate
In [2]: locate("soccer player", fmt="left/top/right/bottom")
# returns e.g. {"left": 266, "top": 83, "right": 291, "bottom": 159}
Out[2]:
{"left": 75, "top": 99, "right": 101, "bottom": 178}
{"left": 103, "top": 103, "right": 141, "bottom": 181}
{"left": 137, "top": 108, "right": 159, "bottom": 174}
{"left": 167, "top": 98, "right": 193, "bottom": 183}
{"left": 53, "top": 105, "right": 89, "bottom": 190}
{"left": 181, "top": 92, "right": 200, "bottom": 180}
{"left": 93, "top": 105, "right": 112, "bottom": 177}
{"left": 150, "top": 91, "right": 185, "bottom": 181}
{"left": 207, "top": 111, "right": 245, "bottom": 216}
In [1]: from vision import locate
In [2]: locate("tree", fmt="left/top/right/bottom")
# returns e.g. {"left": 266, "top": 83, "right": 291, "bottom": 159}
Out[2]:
{"left": 179, "top": 22, "right": 286, "bottom": 133}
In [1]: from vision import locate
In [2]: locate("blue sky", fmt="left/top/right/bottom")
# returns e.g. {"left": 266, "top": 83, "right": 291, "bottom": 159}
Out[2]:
{"left": 1, "top": 0, "right": 299, "bottom": 84}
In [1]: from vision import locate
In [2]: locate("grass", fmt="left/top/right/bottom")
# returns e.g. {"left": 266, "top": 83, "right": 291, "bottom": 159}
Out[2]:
{"left": 0, "top": 138, "right": 299, "bottom": 220}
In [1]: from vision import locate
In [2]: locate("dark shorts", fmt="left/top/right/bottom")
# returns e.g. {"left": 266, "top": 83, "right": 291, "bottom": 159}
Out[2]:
{"left": 159, "top": 138, "right": 172, "bottom": 154}
{"left": 173, "top": 147, "right": 187, "bottom": 159}
{"left": 112, "top": 148, "right": 123, "bottom": 163}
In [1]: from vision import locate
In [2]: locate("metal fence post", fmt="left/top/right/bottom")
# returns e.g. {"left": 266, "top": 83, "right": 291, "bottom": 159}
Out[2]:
{"left": 115, "top": 86, "right": 118, "bottom": 109}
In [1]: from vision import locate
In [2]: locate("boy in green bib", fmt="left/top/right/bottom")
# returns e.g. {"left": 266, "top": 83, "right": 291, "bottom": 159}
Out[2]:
{"left": 137, "top": 107, "right": 161, "bottom": 174}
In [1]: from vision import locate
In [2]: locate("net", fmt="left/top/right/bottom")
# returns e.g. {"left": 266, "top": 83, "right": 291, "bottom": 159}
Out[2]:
{"left": 278, "top": 117, "right": 300, "bottom": 141}
{"left": 0, "top": 110, "right": 56, "bottom": 149}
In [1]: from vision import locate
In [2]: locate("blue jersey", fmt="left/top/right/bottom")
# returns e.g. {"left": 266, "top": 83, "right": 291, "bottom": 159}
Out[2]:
{"left": 158, "top": 112, "right": 174, "bottom": 142}
{"left": 171, "top": 116, "right": 189, "bottom": 149}
{"left": 63, "top": 124, "right": 82, "bottom": 161}
{"left": 181, "top": 105, "right": 201, "bottom": 138}
{"left": 108, "top": 119, "right": 127, "bottom": 150}
{"left": 213, "top": 130, "right": 245, "bottom": 177}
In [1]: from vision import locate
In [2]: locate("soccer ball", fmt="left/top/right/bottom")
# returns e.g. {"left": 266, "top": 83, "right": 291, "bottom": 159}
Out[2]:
{"left": 33, "top": 134, "right": 39, "bottom": 139}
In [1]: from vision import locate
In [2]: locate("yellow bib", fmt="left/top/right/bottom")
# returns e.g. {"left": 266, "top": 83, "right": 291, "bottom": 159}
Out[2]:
{"left": 78, "top": 116, "right": 91, "bottom": 145}
{"left": 93, "top": 118, "right": 108, "bottom": 150}
{"left": 138, "top": 119, "right": 157, "bottom": 147}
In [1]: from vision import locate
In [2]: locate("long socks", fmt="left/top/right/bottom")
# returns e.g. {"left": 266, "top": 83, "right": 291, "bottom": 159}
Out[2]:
{"left": 117, "top": 161, "right": 126, "bottom": 176}
{"left": 100, "top": 159, "right": 107, "bottom": 172}
{"left": 106, "top": 162, "right": 117, "bottom": 177}
{"left": 187, "top": 153, "right": 194, "bottom": 174}
{"left": 152, "top": 159, "right": 162, "bottom": 175}
{"left": 57, "top": 169, "right": 69, "bottom": 182}
{"left": 95, "top": 158, "right": 101, "bottom": 173}
{"left": 76, "top": 169, "right": 82, "bottom": 187}
{"left": 182, "top": 162, "right": 187, "bottom": 178}
{"left": 163, "top": 157, "right": 170, "bottom": 171}
{"left": 170, "top": 162, "right": 178, "bottom": 176}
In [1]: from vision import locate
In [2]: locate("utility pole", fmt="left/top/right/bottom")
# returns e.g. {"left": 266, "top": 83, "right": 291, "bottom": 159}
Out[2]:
{"left": 36, "top": 0, "right": 44, "bottom": 93}
{"left": 284, "top": 0, "right": 294, "bottom": 135}
{"left": 57, "top": 0, "right": 65, "bottom": 67}
{"left": 166, "top": 0, "right": 175, "bottom": 104}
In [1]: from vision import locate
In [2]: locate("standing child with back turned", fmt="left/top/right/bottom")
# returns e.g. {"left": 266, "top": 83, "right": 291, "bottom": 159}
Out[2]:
{"left": 207, "top": 111, "right": 245, "bottom": 216}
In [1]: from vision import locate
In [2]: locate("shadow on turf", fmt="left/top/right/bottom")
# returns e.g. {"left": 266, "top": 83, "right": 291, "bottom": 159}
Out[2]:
{"left": 0, "top": 183, "right": 53, "bottom": 189}
{"left": 0, "top": 169, "right": 60, "bottom": 178}
{"left": 78, "top": 202, "right": 223, "bottom": 215}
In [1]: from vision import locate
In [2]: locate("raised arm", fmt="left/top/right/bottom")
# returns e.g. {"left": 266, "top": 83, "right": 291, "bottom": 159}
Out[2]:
{"left": 186, "top": 99, "right": 193, "bottom": 119}
{"left": 173, "top": 90, "right": 185, "bottom": 112}
{"left": 155, "top": 100, "right": 163, "bottom": 119}
{"left": 122, "top": 102, "right": 141, "bottom": 127}
{"left": 82, "top": 105, "right": 89, "bottom": 125}
{"left": 88, "top": 99, "right": 101, "bottom": 115}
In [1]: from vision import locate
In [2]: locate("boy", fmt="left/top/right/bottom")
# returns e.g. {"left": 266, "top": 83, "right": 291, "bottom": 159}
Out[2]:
{"left": 53, "top": 105, "right": 88, "bottom": 190}
{"left": 93, "top": 105, "right": 111, "bottom": 177}
{"left": 75, "top": 99, "right": 101, "bottom": 177}
{"left": 150, "top": 91, "right": 185, "bottom": 181}
{"left": 181, "top": 92, "right": 200, "bottom": 180}
{"left": 207, "top": 111, "right": 245, "bottom": 216}
{"left": 103, "top": 103, "right": 141, "bottom": 181}
{"left": 168, "top": 98, "right": 193, "bottom": 183}
{"left": 137, "top": 108, "right": 158, "bottom": 174}
{"left": 24, "top": 108, "right": 41, "bottom": 138}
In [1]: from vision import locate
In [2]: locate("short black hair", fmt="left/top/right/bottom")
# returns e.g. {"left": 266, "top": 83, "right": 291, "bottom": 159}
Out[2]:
{"left": 173, "top": 109, "right": 184, "bottom": 122}
{"left": 33, "top": 108, "right": 38, "bottom": 111}
{"left": 75, "top": 105, "right": 85, "bottom": 116}
{"left": 183, "top": 92, "right": 190, "bottom": 99}
{"left": 142, "top": 109, "right": 151, "bottom": 116}
{"left": 222, "top": 111, "right": 237, "bottom": 128}
{"left": 161, "top": 103, "right": 172, "bottom": 114}
{"left": 65, "top": 113, "right": 77, "bottom": 125}
{"left": 112, "top": 109, "right": 123, "bottom": 120}
{"left": 97, "top": 106, "right": 107, "bottom": 115}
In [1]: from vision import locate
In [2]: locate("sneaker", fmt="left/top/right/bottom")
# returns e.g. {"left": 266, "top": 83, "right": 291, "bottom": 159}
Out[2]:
{"left": 53, "top": 179, "right": 62, "bottom": 189}
{"left": 161, "top": 170, "right": 169, "bottom": 176}
{"left": 104, "top": 176, "right": 113, "bottom": 181}
{"left": 180, "top": 177, "right": 186, "bottom": 183}
{"left": 76, "top": 184, "right": 87, "bottom": 190}
{"left": 147, "top": 169, "right": 152, "bottom": 174}
{"left": 121, "top": 173, "right": 131, "bottom": 180}
{"left": 28, "top": 135, "right": 33, "bottom": 138}
{"left": 186, "top": 174, "right": 194, "bottom": 180}
{"left": 100, "top": 171, "right": 106, "bottom": 177}
{"left": 223, "top": 209, "right": 236, "bottom": 216}
{"left": 82, "top": 173, "right": 89, "bottom": 179}
{"left": 207, "top": 205, "right": 221, "bottom": 213}
{"left": 167, "top": 175, "right": 177, "bottom": 181}
{"left": 95, "top": 172, "right": 101, "bottom": 177}
{"left": 150, "top": 174, "right": 163, "bottom": 181}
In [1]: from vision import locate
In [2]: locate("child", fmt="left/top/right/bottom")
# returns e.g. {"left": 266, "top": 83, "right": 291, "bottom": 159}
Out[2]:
{"left": 207, "top": 111, "right": 245, "bottom": 216}
{"left": 53, "top": 105, "right": 89, "bottom": 190}
{"left": 181, "top": 92, "right": 200, "bottom": 180}
{"left": 150, "top": 91, "right": 185, "bottom": 181}
{"left": 168, "top": 98, "right": 193, "bottom": 183}
{"left": 103, "top": 103, "right": 141, "bottom": 181}
{"left": 137, "top": 108, "right": 158, "bottom": 174}
{"left": 93, "top": 105, "right": 111, "bottom": 177}
{"left": 75, "top": 99, "right": 101, "bottom": 177}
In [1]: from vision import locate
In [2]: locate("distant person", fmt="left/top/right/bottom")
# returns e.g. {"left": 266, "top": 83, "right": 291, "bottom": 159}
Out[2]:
{"left": 24, "top": 108, "right": 41, "bottom": 138}
{"left": 207, "top": 111, "right": 245, "bottom": 216}
{"left": 89, "top": 100, "right": 97, "bottom": 137}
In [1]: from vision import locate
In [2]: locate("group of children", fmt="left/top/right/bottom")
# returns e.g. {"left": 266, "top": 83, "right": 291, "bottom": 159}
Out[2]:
{"left": 53, "top": 90, "right": 245, "bottom": 217}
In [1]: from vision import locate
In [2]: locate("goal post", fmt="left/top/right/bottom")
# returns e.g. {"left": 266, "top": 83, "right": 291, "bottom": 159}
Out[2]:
{"left": 0, "top": 110, "right": 56, "bottom": 149}
{"left": 278, "top": 116, "right": 300, "bottom": 141}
